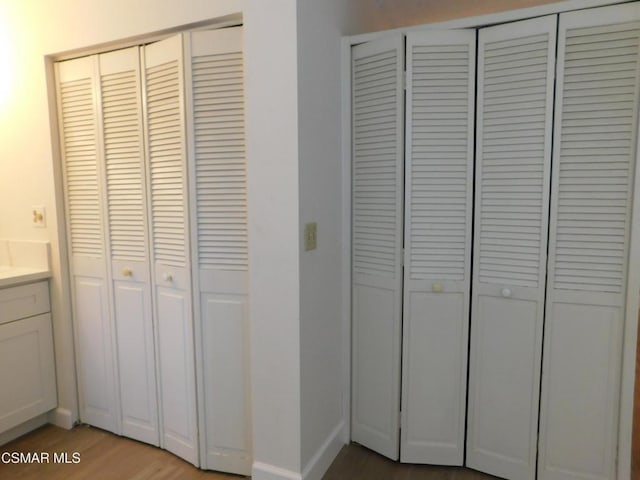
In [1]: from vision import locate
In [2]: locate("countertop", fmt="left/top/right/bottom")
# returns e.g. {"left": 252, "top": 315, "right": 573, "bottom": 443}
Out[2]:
{"left": 0, "top": 241, "right": 51, "bottom": 288}
{"left": 0, "top": 266, "right": 51, "bottom": 289}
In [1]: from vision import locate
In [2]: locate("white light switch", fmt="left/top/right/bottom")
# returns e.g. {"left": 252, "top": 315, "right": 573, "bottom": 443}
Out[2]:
{"left": 32, "top": 206, "right": 46, "bottom": 228}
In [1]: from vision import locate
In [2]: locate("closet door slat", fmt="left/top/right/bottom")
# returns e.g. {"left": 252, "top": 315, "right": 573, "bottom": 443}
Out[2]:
{"left": 401, "top": 29, "right": 475, "bottom": 466}
{"left": 351, "top": 35, "right": 404, "bottom": 461}
{"left": 539, "top": 5, "right": 640, "bottom": 480}
{"left": 467, "top": 16, "right": 556, "bottom": 480}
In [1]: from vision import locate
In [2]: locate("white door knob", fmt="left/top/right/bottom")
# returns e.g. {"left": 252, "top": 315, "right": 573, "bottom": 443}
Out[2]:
{"left": 501, "top": 288, "right": 512, "bottom": 298}
{"left": 163, "top": 273, "right": 173, "bottom": 282}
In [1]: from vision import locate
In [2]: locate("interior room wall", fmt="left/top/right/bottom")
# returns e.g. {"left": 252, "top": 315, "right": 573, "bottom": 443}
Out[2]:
{"left": 296, "top": 0, "right": 357, "bottom": 475}
{"left": 0, "top": 0, "right": 242, "bottom": 429}
{"left": 345, "top": 0, "right": 563, "bottom": 33}
{"left": 244, "top": 0, "right": 303, "bottom": 477}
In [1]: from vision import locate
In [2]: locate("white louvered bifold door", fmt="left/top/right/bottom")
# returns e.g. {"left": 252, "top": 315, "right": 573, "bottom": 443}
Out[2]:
{"left": 143, "top": 34, "right": 198, "bottom": 466}
{"left": 56, "top": 56, "right": 119, "bottom": 434}
{"left": 538, "top": 5, "right": 640, "bottom": 480}
{"left": 401, "top": 30, "right": 475, "bottom": 466}
{"left": 185, "top": 27, "right": 250, "bottom": 476}
{"left": 351, "top": 35, "right": 404, "bottom": 461}
{"left": 467, "top": 16, "right": 557, "bottom": 480}
{"left": 98, "top": 47, "right": 159, "bottom": 446}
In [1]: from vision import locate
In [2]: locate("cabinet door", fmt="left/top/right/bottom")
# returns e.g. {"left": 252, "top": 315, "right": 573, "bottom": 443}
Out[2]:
{"left": 98, "top": 47, "right": 159, "bottom": 447}
{"left": 185, "top": 27, "right": 250, "bottom": 475}
{"left": 143, "top": 34, "right": 199, "bottom": 466}
{"left": 0, "top": 313, "right": 57, "bottom": 432}
{"left": 538, "top": 5, "right": 640, "bottom": 480}
{"left": 467, "top": 16, "right": 556, "bottom": 480}
{"left": 350, "top": 35, "right": 404, "bottom": 461}
{"left": 56, "top": 56, "right": 119, "bottom": 434}
{"left": 401, "top": 29, "right": 475, "bottom": 466}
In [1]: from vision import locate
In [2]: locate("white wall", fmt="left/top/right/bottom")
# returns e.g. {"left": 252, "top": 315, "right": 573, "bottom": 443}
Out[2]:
{"left": 244, "top": 0, "right": 303, "bottom": 477}
{"left": 296, "top": 0, "right": 354, "bottom": 474}
{"left": 345, "top": 0, "right": 560, "bottom": 33}
{"left": 0, "top": 0, "right": 242, "bottom": 428}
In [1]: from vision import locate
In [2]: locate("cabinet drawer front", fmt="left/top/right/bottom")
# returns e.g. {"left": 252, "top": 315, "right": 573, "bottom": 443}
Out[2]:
{"left": 0, "top": 281, "right": 50, "bottom": 325}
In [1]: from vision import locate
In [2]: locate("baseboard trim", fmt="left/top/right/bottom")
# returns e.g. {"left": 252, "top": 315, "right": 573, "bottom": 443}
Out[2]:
{"left": 49, "top": 407, "right": 74, "bottom": 429}
{"left": 302, "top": 421, "right": 346, "bottom": 480}
{"left": 253, "top": 461, "right": 302, "bottom": 480}
{"left": 252, "top": 421, "right": 346, "bottom": 480}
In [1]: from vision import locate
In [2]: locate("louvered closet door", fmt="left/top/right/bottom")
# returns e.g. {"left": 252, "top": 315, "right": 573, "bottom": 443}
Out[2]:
{"left": 401, "top": 30, "right": 475, "bottom": 466}
{"left": 56, "top": 56, "right": 119, "bottom": 433}
{"left": 467, "top": 16, "right": 556, "bottom": 480}
{"left": 185, "top": 27, "right": 250, "bottom": 476}
{"left": 351, "top": 35, "right": 404, "bottom": 460}
{"left": 98, "top": 47, "right": 159, "bottom": 446}
{"left": 143, "top": 34, "right": 198, "bottom": 466}
{"left": 538, "top": 5, "right": 640, "bottom": 480}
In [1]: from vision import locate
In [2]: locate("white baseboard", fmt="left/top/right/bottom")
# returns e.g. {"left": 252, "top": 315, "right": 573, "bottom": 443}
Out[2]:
{"left": 49, "top": 407, "right": 74, "bottom": 429}
{"left": 302, "top": 421, "right": 346, "bottom": 480}
{"left": 252, "top": 421, "right": 346, "bottom": 480}
{"left": 253, "top": 461, "right": 302, "bottom": 480}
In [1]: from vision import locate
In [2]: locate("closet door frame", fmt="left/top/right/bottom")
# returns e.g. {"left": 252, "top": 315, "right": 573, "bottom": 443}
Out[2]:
{"left": 341, "top": 2, "right": 640, "bottom": 477}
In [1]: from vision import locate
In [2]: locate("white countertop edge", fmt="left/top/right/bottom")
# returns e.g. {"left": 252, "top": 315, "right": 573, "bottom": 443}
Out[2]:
{"left": 0, "top": 268, "right": 51, "bottom": 289}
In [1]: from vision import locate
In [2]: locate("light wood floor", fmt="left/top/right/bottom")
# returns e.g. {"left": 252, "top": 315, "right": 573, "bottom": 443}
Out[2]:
{"left": 0, "top": 425, "right": 241, "bottom": 480}
{"left": 1, "top": 425, "right": 498, "bottom": 480}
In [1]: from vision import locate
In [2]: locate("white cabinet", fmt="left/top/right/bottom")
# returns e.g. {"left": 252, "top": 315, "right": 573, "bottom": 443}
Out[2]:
{"left": 0, "top": 281, "right": 57, "bottom": 434}
{"left": 56, "top": 26, "right": 248, "bottom": 473}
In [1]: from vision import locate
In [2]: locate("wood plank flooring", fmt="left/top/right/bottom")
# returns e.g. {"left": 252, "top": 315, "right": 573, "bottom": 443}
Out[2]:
{"left": 0, "top": 425, "right": 240, "bottom": 480}
{"left": 323, "top": 443, "right": 497, "bottom": 480}
{"left": 0, "top": 425, "right": 497, "bottom": 480}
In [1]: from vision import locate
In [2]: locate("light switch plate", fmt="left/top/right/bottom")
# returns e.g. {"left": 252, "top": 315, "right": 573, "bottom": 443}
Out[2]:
{"left": 304, "top": 222, "right": 317, "bottom": 251}
{"left": 32, "top": 206, "right": 46, "bottom": 228}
